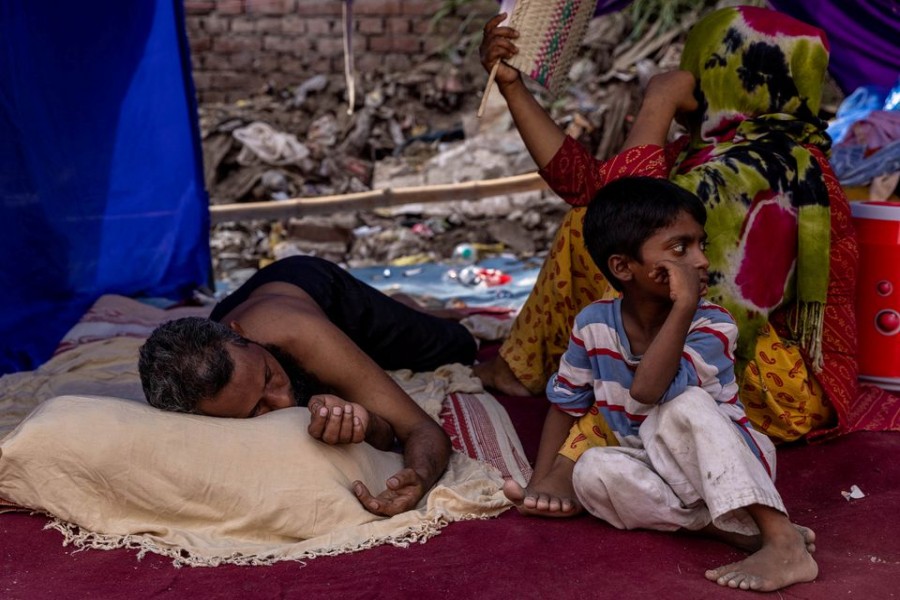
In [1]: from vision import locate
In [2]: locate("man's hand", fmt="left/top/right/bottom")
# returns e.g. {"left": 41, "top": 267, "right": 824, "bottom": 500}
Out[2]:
{"left": 307, "top": 394, "right": 368, "bottom": 445}
{"left": 479, "top": 14, "right": 522, "bottom": 88}
{"left": 352, "top": 468, "right": 427, "bottom": 517}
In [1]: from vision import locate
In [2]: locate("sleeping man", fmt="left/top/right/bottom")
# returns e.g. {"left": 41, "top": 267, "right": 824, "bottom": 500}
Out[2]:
{"left": 138, "top": 255, "right": 477, "bottom": 517}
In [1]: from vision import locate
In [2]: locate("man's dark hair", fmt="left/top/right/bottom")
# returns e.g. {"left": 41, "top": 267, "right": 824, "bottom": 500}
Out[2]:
{"left": 583, "top": 177, "right": 707, "bottom": 291}
{"left": 138, "top": 317, "right": 247, "bottom": 413}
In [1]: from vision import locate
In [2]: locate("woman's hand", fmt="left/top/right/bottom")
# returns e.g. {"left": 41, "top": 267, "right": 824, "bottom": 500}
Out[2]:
{"left": 479, "top": 14, "right": 522, "bottom": 88}
{"left": 623, "top": 70, "right": 698, "bottom": 150}
{"left": 644, "top": 70, "right": 699, "bottom": 117}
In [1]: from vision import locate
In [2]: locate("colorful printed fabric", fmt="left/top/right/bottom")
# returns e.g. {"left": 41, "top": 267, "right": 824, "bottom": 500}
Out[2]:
{"left": 520, "top": 132, "right": 862, "bottom": 442}
{"left": 499, "top": 145, "right": 666, "bottom": 395}
{"left": 500, "top": 7, "right": 900, "bottom": 440}
{"left": 547, "top": 299, "right": 744, "bottom": 443}
{"left": 740, "top": 322, "right": 831, "bottom": 441}
{"left": 675, "top": 5, "right": 833, "bottom": 372}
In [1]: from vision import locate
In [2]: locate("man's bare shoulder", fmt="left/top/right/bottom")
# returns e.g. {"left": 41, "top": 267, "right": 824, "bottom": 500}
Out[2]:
{"left": 219, "top": 283, "right": 332, "bottom": 343}
{"left": 226, "top": 282, "right": 321, "bottom": 317}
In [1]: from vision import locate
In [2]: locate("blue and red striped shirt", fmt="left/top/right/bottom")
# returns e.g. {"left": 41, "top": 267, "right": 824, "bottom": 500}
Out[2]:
{"left": 547, "top": 298, "right": 755, "bottom": 449}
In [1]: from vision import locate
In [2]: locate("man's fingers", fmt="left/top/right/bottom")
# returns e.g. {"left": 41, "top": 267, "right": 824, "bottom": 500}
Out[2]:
{"left": 353, "top": 476, "right": 421, "bottom": 517}
{"left": 309, "top": 397, "right": 367, "bottom": 445}
{"left": 320, "top": 405, "right": 347, "bottom": 444}
{"left": 353, "top": 481, "right": 381, "bottom": 514}
{"left": 386, "top": 468, "right": 417, "bottom": 490}
{"left": 352, "top": 416, "right": 365, "bottom": 443}
{"left": 338, "top": 404, "right": 354, "bottom": 442}
{"left": 306, "top": 406, "right": 329, "bottom": 439}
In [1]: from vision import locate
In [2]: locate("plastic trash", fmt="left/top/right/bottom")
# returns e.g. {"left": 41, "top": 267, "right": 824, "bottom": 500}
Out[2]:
{"left": 455, "top": 266, "right": 511, "bottom": 287}
{"left": 452, "top": 243, "right": 478, "bottom": 263}
{"left": 841, "top": 484, "right": 865, "bottom": 501}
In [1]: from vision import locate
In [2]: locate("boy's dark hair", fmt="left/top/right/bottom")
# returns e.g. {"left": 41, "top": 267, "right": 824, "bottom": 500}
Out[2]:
{"left": 583, "top": 177, "right": 707, "bottom": 291}
{"left": 138, "top": 317, "right": 248, "bottom": 413}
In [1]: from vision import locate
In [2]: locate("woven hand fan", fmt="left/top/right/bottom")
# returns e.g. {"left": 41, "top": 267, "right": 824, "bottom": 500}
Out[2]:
{"left": 478, "top": 0, "right": 599, "bottom": 117}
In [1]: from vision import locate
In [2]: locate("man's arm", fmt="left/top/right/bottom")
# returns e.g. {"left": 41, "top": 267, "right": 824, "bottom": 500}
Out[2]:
{"left": 315, "top": 331, "right": 450, "bottom": 516}
{"left": 248, "top": 295, "right": 450, "bottom": 516}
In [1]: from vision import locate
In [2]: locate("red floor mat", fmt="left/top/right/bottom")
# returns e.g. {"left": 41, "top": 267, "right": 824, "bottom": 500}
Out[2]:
{"left": 2, "top": 389, "right": 898, "bottom": 599}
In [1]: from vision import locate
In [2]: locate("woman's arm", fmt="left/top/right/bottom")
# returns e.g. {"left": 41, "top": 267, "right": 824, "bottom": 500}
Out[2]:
{"left": 480, "top": 14, "right": 566, "bottom": 168}
{"left": 621, "top": 70, "right": 698, "bottom": 150}
{"left": 537, "top": 72, "right": 697, "bottom": 207}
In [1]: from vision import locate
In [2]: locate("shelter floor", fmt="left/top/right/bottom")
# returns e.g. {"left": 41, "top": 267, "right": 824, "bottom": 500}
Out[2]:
{"left": 3, "top": 388, "right": 899, "bottom": 599}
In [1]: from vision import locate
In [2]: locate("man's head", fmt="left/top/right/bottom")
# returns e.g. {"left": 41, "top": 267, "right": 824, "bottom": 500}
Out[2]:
{"left": 138, "top": 317, "right": 321, "bottom": 416}
{"left": 583, "top": 177, "right": 707, "bottom": 292}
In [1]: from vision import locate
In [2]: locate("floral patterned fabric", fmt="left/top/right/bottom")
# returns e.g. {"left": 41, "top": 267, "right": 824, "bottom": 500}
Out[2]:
{"left": 675, "top": 5, "right": 833, "bottom": 371}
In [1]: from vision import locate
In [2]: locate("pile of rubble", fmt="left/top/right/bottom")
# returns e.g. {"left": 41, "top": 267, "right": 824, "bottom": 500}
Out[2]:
{"left": 202, "top": 4, "right": 740, "bottom": 286}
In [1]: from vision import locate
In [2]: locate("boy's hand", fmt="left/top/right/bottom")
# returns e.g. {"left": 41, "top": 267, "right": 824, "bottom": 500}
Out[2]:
{"left": 307, "top": 394, "right": 368, "bottom": 445}
{"left": 353, "top": 468, "right": 427, "bottom": 516}
{"left": 651, "top": 260, "right": 703, "bottom": 307}
{"left": 480, "top": 14, "right": 522, "bottom": 87}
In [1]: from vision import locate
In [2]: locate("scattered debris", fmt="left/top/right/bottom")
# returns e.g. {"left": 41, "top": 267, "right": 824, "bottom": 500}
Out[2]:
{"left": 841, "top": 484, "right": 866, "bottom": 501}
{"left": 205, "top": 4, "right": 844, "bottom": 287}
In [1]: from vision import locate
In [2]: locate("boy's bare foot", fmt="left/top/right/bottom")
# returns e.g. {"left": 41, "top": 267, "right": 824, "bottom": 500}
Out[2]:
{"left": 473, "top": 356, "right": 533, "bottom": 397}
{"left": 699, "top": 523, "right": 816, "bottom": 554}
{"left": 704, "top": 526, "right": 818, "bottom": 591}
{"left": 503, "top": 456, "right": 582, "bottom": 517}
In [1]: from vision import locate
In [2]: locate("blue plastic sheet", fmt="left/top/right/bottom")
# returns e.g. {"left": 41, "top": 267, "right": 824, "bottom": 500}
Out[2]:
{"left": 349, "top": 256, "right": 543, "bottom": 311}
{"left": 0, "top": 1, "right": 210, "bottom": 374}
{"left": 827, "top": 84, "right": 896, "bottom": 144}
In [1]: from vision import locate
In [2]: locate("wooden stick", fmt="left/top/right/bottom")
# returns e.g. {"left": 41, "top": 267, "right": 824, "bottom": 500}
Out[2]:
{"left": 342, "top": 1, "right": 355, "bottom": 116}
{"left": 209, "top": 172, "right": 549, "bottom": 224}
{"left": 477, "top": 61, "right": 500, "bottom": 118}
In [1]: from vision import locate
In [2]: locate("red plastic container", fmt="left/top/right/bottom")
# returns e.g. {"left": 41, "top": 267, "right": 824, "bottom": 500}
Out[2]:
{"left": 851, "top": 201, "right": 900, "bottom": 390}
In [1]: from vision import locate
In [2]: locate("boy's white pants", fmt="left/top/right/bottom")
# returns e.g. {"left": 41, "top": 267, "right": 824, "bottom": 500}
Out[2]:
{"left": 572, "top": 387, "right": 785, "bottom": 536}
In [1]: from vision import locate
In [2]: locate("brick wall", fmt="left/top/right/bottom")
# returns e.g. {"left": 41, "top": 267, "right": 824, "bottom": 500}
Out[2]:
{"left": 184, "top": 0, "right": 497, "bottom": 103}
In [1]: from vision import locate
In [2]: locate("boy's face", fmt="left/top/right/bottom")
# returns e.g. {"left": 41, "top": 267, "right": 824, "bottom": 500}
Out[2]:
{"left": 629, "top": 210, "right": 709, "bottom": 299}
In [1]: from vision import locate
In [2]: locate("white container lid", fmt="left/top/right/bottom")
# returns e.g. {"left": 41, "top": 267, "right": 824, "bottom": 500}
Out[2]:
{"left": 851, "top": 201, "right": 900, "bottom": 222}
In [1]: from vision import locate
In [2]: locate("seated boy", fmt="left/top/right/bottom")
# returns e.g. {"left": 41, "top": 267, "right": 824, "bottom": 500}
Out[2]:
{"left": 504, "top": 177, "right": 818, "bottom": 592}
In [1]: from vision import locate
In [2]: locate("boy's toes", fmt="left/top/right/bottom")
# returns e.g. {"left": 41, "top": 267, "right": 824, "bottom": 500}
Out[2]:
{"left": 502, "top": 479, "right": 526, "bottom": 504}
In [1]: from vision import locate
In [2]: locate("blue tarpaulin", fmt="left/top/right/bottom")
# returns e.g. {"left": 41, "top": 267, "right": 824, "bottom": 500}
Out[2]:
{"left": 0, "top": 1, "right": 210, "bottom": 374}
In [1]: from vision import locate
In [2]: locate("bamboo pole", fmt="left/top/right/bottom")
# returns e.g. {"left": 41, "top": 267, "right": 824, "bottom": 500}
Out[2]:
{"left": 209, "top": 172, "right": 549, "bottom": 224}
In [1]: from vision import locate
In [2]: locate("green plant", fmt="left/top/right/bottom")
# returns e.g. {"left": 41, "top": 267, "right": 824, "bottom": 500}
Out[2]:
{"left": 627, "top": 0, "right": 763, "bottom": 40}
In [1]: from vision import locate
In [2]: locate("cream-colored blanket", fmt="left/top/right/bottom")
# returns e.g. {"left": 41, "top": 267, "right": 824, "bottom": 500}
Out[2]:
{"left": 0, "top": 296, "right": 525, "bottom": 567}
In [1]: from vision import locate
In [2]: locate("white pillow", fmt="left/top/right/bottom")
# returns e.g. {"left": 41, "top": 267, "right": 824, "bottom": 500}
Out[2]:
{"left": 0, "top": 395, "right": 482, "bottom": 564}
